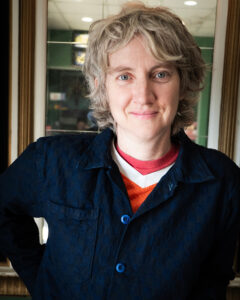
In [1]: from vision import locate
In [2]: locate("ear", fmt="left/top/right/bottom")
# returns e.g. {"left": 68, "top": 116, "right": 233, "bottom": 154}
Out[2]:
{"left": 94, "top": 78, "right": 98, "bottom": 88}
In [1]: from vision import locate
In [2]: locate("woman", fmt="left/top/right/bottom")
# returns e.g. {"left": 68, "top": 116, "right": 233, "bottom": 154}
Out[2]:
{"left": 0, "top": 2, "right": 240, "bottom": 299}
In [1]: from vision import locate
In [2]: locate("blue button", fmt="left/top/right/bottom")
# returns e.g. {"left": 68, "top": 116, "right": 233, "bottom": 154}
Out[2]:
{"left": 116, "top": 263, "right": 125, "bottom": 273}
{"left": 121, "top": 214, "right": 130, "bottom": 224}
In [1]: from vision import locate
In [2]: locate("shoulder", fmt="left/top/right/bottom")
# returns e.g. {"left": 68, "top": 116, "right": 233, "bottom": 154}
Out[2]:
{"left": 198, "top": 144, "right": 239, "bottom": 178}
{"left": 188, "top": 140, "right": 240, "bottom": 188}
{"left": 177, "top": 131, "right": 240, "bottom": 185}
{"left": 29, "top": 132, "right": 99, "bottom": 172}
{"left": 36, "top": 132, "right": 98, "bottom": 155}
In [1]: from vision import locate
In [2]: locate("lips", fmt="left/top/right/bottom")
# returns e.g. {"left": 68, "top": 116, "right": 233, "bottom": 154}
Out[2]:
{"left": 130, "top": 111, "right": 158, "bottom": 119}
{"left": 131, "top": 111, "right": 157, "bottom": 115}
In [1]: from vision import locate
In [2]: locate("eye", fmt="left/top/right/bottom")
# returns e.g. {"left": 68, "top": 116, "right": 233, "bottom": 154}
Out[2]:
{"left": 155, "top": 71, "right": 168, "bottom": 79}
{"left": 118, "top": 74, "right": 130, "bottom": 81}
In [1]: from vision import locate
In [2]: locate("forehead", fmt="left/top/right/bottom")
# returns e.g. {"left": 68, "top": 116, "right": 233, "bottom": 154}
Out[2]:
{"left": 107, "top": 37, "right": 176, "bottom": 74}
{"left": 107, "top": 36, "right": 160, "bottom": 69}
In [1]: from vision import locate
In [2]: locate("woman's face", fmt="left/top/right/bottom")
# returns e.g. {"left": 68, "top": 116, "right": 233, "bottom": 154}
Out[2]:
{"left": 105, "top": 36, "right": 181, "bottom": 147}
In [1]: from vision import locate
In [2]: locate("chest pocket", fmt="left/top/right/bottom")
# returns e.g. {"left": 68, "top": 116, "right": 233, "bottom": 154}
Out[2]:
{"left": 46, "top": 201, "right": 99, "bottom": 286}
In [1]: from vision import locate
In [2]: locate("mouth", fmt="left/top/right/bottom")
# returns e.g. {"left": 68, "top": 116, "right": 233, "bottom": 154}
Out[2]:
{"left": 130, "top": 111, "right": 158, "bottom": 119}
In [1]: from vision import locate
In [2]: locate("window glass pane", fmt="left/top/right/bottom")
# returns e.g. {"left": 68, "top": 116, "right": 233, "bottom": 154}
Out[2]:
{"left": 46, "top": 29, "right": 96, "bottom": 136}
{"left": 46, "top": 0, "right": 217, "bottom": 146}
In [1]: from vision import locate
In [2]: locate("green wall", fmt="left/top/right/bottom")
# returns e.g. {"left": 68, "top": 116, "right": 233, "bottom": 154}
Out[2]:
{"left": 194, "top": 36, "right": 214, "bottom": 146}
{"left": 47, "top": 30, "right": 73, "bottom": 67}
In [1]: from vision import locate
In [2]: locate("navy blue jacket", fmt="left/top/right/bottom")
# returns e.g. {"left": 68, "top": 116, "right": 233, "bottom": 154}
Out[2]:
{"left": 0, "top": 128, "right": 240, "bottom": 300}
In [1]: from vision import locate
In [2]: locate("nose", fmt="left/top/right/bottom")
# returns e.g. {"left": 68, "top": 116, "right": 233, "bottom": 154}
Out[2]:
{"left": 132, "top": 77, "right": 155, "bottom": 105}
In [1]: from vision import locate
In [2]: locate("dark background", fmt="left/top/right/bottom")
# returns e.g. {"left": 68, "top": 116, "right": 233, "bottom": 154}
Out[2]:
{"left": 0, "top": 0, "right": 9, "bottom": 263}
{"left": 0, "top": 0, "right": 9, "bottom": 175}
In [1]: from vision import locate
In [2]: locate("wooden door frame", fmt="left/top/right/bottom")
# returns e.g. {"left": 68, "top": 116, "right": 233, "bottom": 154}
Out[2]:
{"left": 18, "top": 0, "right": 36, "bottom": 155}
{"left": 218, "top": 0, "right": 240, "bottom": 160}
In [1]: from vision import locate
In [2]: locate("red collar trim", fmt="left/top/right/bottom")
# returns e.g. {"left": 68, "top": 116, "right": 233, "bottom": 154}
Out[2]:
{"left": 116, "top": 143, "right": 179, "bottom": 175}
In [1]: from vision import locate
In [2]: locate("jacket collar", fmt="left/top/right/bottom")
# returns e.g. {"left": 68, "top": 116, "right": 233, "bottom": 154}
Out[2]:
{"left": 173, "top": 130, "right": 216, "bottom": 183}
{"left": 77, "top": 128, "right": 215, "bottom": 183}
{"left": 77, "top": 128, "right": 114, "bottom": 169}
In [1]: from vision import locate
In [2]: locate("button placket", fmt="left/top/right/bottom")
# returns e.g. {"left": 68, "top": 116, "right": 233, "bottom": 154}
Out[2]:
{"left": 113, "top": 215, "right": 131, "bottom": 276}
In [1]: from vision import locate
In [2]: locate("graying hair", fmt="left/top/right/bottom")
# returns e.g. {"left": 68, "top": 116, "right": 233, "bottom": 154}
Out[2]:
{"left": 83, "top": 1, "right": 206, "bottom": 135}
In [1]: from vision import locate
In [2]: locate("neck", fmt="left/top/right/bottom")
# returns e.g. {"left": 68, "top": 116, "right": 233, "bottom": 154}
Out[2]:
{"left": 116, "top": 130, "right": 172, "bottom": 161}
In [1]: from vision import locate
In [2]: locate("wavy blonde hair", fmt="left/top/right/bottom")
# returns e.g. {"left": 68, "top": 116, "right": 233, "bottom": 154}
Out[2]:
{"left": 83, "top": 1, "right": 206, "bottom": 135}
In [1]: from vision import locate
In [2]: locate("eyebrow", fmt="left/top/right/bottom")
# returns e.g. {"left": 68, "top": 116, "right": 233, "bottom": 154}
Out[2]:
{"left": 107, "top": 66, "right": 134, "bottom": 74}
{"left": 107, "top": 63, "right": 173, "bottom": 74}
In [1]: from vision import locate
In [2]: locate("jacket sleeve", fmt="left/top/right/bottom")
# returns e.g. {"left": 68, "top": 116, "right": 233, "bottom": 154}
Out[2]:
{"left": 0, "top": 142, "right": 45, "bottom": 295}
{"left": 188, "top": 179, "right": 240, "bottom": 300}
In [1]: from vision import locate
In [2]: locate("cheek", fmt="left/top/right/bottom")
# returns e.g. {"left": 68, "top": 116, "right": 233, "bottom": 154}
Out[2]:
{"left": 106, "top": 86, "right": 116, "bottom": 109}
{"left": 107, "top": 92, "right": 122, "bottom": 116}
{"left": 169, "top": 82, "right": 181, "bottom": 106}
{"left": 108, "top": 88, "right": 130, "bottom": 109}
{"left": 161, "top": 86, "right": 180, "bottom": 116}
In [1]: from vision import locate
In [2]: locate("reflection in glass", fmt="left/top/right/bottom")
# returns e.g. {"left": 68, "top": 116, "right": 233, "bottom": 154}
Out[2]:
{"left": 46, "top": 68, "right": 97, "bottom": 136}
{"left": 46, "top": 29, "right": 98, "bottom": 136}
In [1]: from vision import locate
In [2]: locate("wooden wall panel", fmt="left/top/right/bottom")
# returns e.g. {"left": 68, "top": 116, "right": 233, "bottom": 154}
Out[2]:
{"left": 218, "top": 0, "right": 240, "bottom": 159}
{"left": 0, "top": 277, "right": 29, "bottom": 296}
{"left": 18, "top": 0, "right": 36, "bottom": 155}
